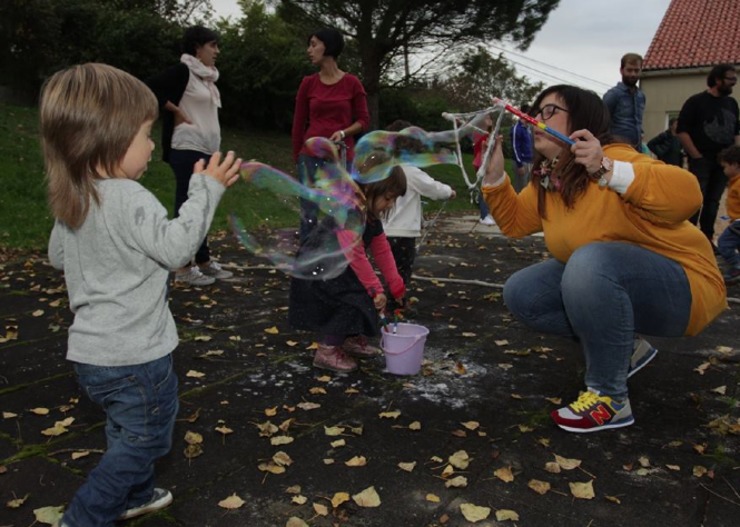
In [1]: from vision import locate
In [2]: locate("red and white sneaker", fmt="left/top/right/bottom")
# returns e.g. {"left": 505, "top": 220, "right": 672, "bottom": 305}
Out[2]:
{"left": 343, "top": 335, "right": 381, "bottom": 358}
{"left": 551, "top": 388, "right": 634, "bottom": 433}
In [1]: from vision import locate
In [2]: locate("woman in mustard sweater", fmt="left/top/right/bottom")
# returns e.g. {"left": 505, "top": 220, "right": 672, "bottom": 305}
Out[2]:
{"left": 482, "top": 85, "right": 727, "bottom": 433}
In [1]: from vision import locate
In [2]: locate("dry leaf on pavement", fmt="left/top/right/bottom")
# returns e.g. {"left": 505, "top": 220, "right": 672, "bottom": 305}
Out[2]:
{"left": 494, "top": 466, "right": 514, "bottom": 482}
{"left": 528, "top": 479, "right": 551, "bottom": 495}
{"left": 218, "top": 494, "right": 245, "bottom": 509}
{"left": 352, "top": 486, "right": 381, "bottom": 507}
{"left": 495, "top": 509, "right": 520, "bottom": 521}
{"left": 460, "top": 502, "right": 490, "bottom": 522}
{"left": 569, "top": 480, "right": 595, "bottom": 499}
{"left": 331, "top": 492, "right": 350, "bottom": 508}
{"left": 448, "top": 450, "right": 470, "bottom": 469}
{"left": 445, "top": 476, "right": 468, "bottom": 488}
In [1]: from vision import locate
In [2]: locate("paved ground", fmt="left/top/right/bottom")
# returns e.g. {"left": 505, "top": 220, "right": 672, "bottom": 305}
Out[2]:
{"left": 1, "top": 214, "right": 739, "bottom": 527}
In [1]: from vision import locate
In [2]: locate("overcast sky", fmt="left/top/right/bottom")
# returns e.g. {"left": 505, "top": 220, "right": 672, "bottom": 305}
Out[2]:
{"left": 210, "top": 0, "right": 674, "bottom": 95}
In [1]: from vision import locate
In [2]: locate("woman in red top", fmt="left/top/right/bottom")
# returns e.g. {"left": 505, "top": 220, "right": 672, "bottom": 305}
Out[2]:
{"left": 291, "top": 27, "right": 370, "bottom": 242}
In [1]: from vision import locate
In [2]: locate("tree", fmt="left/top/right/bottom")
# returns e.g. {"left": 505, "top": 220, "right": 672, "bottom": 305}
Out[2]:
{"left": 216, "top": 0, "right": 311, "bottom": 130}
{"left": 0, "top": 0, "right": 206, "bottom": 99}
{"left": 439, "top": 46, "right": 543, "bottom": 112}
{"left": 277, "top": 0, "right": 560, "bottom": 128}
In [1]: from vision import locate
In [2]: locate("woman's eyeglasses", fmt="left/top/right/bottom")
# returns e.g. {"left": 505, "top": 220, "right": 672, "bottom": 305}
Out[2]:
{"left": 533, "top": 104, "right": 568, "bottom": 121}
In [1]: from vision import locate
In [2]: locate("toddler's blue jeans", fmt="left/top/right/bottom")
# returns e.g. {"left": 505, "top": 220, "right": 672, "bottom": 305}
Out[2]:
{"left": 61, "top": 354, "right": 178, "bottom": 527}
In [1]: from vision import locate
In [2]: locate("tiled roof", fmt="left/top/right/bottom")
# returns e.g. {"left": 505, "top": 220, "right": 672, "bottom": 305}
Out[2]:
{"left": 643, "top": 0, "right": 740, "bottom": 71}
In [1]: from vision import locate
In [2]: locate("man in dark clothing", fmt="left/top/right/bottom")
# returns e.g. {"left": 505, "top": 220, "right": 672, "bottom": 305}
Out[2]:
{"left": 677, "top": 64, "right": 740, "bottom": 243}
{"left": 647, "top": 118, "right": 683, "bottom": 166}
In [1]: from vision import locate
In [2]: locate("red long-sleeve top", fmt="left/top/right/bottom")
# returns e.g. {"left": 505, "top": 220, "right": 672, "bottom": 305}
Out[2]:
{"left": 291, "top": 73, "right": 370, "bottom": 162}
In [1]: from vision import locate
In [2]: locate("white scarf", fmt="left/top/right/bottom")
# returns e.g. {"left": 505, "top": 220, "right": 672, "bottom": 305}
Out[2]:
{"left": 180, "top": 53, "right": 221, "bottom": 108}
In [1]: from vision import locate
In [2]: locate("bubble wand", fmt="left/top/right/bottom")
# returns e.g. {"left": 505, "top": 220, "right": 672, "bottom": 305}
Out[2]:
{"left": 492, "top": 98, "right": 575, "bottom": 146}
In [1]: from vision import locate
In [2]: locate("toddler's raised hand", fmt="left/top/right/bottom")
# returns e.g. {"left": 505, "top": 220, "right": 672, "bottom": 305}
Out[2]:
{"left": 194, "top": 151, "right": 242, "bottom": 188}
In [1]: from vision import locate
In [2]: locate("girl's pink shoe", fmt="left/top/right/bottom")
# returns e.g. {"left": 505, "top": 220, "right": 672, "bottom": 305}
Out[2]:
{"left": 313, "top": 344, "right": 358, "bottom": 372}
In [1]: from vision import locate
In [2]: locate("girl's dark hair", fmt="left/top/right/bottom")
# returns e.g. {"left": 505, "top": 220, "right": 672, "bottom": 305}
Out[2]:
{"left": 361, "top": 166, "right": 407, "bottom": 220}
{"left": 530, "top": 84, "right": 613, "bottom": 217}
{"left": 182, "top": 25, "right": 219, "bottom": 56}
{"left": 308, "top": 28, "right": 344, "bottom": 58}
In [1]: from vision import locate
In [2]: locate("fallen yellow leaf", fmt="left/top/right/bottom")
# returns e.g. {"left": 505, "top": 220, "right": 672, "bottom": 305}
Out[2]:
{"left": 528, "top": 479, "right": 551, "bottom": 495}
{"left": 352, "top": 486, "right": 381, "bottom": 507}
{"left": 460, "top": 503, "right": 490, "bottom": 522}
{"left": 345, "top": 456, "right": 367, "bottom": 467}
{"left": 495, "top": 509, "right": 520, "bottom": 521}
{"left": 554, "top": 454, "right": 581, "bottom": 470}
{"left": 445, "top": 476, "right": 468, "bottom": 488}
{"left": 569, "top": 480, "right": 595, "bottom": 500}
{"left": 286, "top": 516, "right": 309, "bottom": 527}
{"left": 331, "top": 492, "right": 350, "bottom": 508}
{"left": 218, "top": 494, "right": 245, "bottom": 509}
{"left": 313, "top": 502, "right": 329, "bottom": 516}
{"left": 449, "top": 450, "right": 470, "bottom": 470}
{"left": 494, "top": 466, "right": 514, "bottom": 482}
{"left": 398, "top": 461, "right": 416, "bottom": 472}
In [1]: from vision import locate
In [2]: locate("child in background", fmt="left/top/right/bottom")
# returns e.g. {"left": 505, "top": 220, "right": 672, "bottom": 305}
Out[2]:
{"left": 473, "top": 114, "right": 495, "bottom": 225}
{"left": 289, "top": 158, "right": 407, "bottom": 372}
{"left": 382, "top": 120, "right": 456, "bottom": 302}
{"left": 42, "top": 63, "right": 241, "bottom": 527}
{"left": 717, "top": 145, "right": 740, "bottom": 284}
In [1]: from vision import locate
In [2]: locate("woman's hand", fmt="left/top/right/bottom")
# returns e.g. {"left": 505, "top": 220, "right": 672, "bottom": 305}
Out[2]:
{"left": 570, "top": 129, "right": 604, "bottom": 174}
{"left": 194, "top": 151, "right": 242, "bottom": 188}
{"left": 482, "top": 135, "right": 506, "bottom": 185}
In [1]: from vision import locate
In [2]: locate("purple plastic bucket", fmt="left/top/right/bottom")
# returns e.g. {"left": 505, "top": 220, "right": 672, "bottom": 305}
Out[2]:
{"left": 381, "top": 323, "right": 430, "bottom": 375}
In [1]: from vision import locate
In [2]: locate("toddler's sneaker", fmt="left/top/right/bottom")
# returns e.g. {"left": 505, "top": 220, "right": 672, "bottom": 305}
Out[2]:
{"left": 175, "top": 265, "right": 215, "bottom": 286}
{"left": 199, "top": 260, "right": 234, "bottom": 279}
{"left": 119, "top": 488, "right": 173, "bottom": 520}
{"left": 343, "top": 335, "right": 381, "bottom": 357}
{"left": 551, "top": 388, "right": 634, "bottom": 433}
{"left": 723, "top": 265, "right": 740, "bottom": 284}
{"left": 479, "top": 214, "right": 495, "bottom": 226}
{"left": 313, "top": 344, "right": 358, "bottom": 372}
{"left": 628, "top": 338, "right": 658, "bottom": 378}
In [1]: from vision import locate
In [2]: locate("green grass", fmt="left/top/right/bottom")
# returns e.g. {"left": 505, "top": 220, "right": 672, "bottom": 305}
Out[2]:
{"left": 0, "top": 102, "right": 506, "bottom": 250}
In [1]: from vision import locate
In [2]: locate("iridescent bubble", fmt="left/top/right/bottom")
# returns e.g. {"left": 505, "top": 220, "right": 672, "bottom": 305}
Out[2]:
{"left": 232, "top": 128, "right": 464, "bottom": 279}
{"left": 234, "top": 146, "right": 364, "bottom": 280}
{"left": 351, "top": 126, "right": 460, "bottom": 184}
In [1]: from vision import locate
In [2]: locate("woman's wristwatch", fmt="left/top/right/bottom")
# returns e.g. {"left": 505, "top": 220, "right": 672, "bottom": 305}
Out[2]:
{"left": 590, "top": 156, "right": 613, "bottom": 187}
{"left": 338, "top": 130, "right": 346, "bottom": 139}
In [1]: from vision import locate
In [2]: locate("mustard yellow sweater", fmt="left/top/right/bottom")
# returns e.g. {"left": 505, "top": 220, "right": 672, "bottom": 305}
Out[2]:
{"left": 727, "top": 176, "right": 740, "bottom": 221}
{"left": 483, "top": 143, "right": 727, "bottom": 335}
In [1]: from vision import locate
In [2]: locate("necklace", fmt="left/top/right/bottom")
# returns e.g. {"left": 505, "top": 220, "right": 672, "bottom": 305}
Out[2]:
{"left": 538, "top": 156, "right": 561, "bottom": 192}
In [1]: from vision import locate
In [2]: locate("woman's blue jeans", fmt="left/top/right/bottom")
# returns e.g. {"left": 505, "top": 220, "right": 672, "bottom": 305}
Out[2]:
{"left": 61, "top": 354, "right": 179, "bottom": 527}
{"left": 503, "top": 242, "right": 691, "bottom": 399}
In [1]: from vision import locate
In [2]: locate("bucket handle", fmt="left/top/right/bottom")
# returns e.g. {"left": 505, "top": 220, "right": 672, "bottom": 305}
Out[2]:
{"left": 382, "top": 332, "right": 425, "bottom": 356}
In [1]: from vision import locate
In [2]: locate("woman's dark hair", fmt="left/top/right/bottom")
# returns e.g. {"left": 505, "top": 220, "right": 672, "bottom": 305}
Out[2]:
{"left": 707, "top": 64, "right": 736, "bottom": 87}
{"left": 530, "top": 85, "right": 613, "bottom": 217}
{"left": 182, "top": 25, "right": 219, "bottom": 56}
{"left": 308, "top": 28, "right": 345, "bottom": 58}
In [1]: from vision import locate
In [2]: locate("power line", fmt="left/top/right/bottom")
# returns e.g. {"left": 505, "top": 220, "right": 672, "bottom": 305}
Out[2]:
{"left": 489, "top": 43, "right": 612, "bottom": 89}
